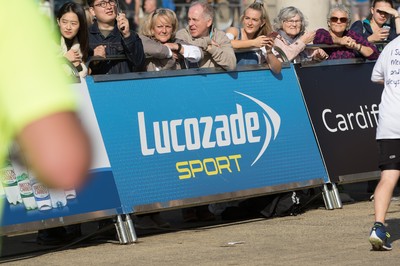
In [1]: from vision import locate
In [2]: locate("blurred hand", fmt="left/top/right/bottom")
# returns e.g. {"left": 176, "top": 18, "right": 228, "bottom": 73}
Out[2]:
{"left": 252, "top": 35, "right": 269, "bottom": 48}
{"left": 117, "top": 12, "right": 130, "bottom": 38}
{"left": 340, "top": 36, "right": 357, "bottom": 49}
{"left": 164, "top": 42, "right": 179, "bottom": 51}
{"left": 312, "top": 48, "right": 329, "bottom": 60}
{"left": 93, "top": 45, "right": 107, "bottom": 58}
{"left": 134, "top": 14, "right": 139, "bottom": 26}
{"left": 164, "top": 43, "right": 180, "bottom": 59}
{"left": 64, "top": 49, "right": 81, "bottom": 65}
{"left": 300, "top": 31, "right": 316, "bottom": 44}
{"left": 379, "top": 27, "right": 390, "bottom": 41}
{"left": 264, "top": 37, "right": 275, "bottom": 53}
{"left": 377, "top": 6, "right": 398, "bottom": 17}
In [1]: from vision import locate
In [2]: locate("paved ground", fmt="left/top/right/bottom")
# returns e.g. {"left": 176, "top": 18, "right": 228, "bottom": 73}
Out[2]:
{"left": 2, "top": 183, "right": 400, "bottom": 265}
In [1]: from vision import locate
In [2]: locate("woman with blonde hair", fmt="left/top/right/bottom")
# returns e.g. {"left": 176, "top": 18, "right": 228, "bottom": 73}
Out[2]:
{"left": 225, "top": 0, "right": 281, "bottom": 74}
{"left": 139, "top": 8, "right": 202, "bottom": 71}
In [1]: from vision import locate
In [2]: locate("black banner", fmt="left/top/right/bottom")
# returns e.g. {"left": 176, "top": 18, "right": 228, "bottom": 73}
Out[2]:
{"left": 295, "top": 61, "right": 383, "bottom": 183}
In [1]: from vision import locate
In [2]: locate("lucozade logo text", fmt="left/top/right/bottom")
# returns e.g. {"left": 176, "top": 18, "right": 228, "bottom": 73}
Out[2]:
{"left": 137, "top": 91, "right": 281, "bottom": 178}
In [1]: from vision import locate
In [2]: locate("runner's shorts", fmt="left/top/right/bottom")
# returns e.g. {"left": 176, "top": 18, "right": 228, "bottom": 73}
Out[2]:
{"left": 378, "top": 139, "right": 400, "bottom": 171}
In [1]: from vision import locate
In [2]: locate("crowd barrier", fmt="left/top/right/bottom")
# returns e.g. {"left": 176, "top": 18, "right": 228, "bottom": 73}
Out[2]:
{"left": 1, "top": 59, "right": 382, "bottom": 243}
{"left": 295, "top": 59, "right": 383, "bottom": 184}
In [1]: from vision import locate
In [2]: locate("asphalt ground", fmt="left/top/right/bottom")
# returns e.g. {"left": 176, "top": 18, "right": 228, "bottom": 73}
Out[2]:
{"left": 2, "top": 182, "right": 400, "bottom": 265}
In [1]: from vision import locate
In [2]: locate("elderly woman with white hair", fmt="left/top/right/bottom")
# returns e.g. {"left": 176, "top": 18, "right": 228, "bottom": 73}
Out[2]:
{"left": 314, "top": 4, "right": 379, "bottom": 60}
{"left": 273, "top": 6, "right": 328, "bottom": 62}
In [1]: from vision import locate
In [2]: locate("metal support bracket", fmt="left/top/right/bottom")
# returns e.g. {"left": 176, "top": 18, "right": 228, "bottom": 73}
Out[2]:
{"left": 115, "top": 214, "right": 137, "bottom": 244}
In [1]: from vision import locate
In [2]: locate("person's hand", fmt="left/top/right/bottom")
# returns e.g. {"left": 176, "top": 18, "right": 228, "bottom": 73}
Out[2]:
{"left": 312, "top": 48, "right": 329, "bottom": 60}
{"left": 164, "top": 43, "right": 180, "bottom": 59}
{"left": 64, "top": 49, "right": 81, "bottom": 65}
{"left": 300, "top": 31, "right": 316, "bottom": 44}
{"left": 379, "top": 27, "right": 390, "bottom": 41}
{"left": 369, "top": 30, "right": 382, "bottom": 42}
{"left": 264, "top": 37, "right": 275, "bottom": 53}
{"left": 164, "top": 42, "right": 179, "bottom": 51}
{"left": 252, "top": 35, "right": 269, "bottom": 48}
{"left": 369, "top": 27, "right": 390, "bottom": 42}
{"left": 134, "top": 14, "right": 140, "bottom": 26}
{"left": 377, "top": 6, "right": 398, "bottom": 17}
{"left": 340, "top": 36, "right": 357, "bottom": 48}
{"left": 93, "top": 45, "right": 107, "bottom": 58}
{"left": 117, "top": 12, "right": 130, "bottom": 38}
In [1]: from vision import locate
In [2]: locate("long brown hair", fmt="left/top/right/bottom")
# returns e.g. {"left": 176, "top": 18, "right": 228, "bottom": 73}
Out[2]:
{"left": 240, "top": 0, "right": 272, "bottom": 37}
{"left": 371, "top": 0, "right": 394, "bottom": 8}
{"left": 368, "top": 0, "right": 394, "bottom": 20}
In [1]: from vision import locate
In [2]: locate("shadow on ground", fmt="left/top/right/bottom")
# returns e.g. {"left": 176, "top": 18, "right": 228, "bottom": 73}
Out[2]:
{"left": 0, "top": 181, "right": 376, "bottom": 263}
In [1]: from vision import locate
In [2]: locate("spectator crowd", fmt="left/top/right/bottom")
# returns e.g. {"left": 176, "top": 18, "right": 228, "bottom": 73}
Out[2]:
{"left": 32, "top": 0, "right": 400, "bottom": 245}
{"left": 46, "top": 0, "right": 400, "bottom": 80}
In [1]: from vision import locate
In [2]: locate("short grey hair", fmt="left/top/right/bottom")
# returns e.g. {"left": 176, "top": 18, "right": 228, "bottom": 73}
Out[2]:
{"left": 273, "top": 6, "right": 308, "bottom": 36}
{"left": 190, "top": 1, "right": 214, "bottom": 21}
{"left": 328, "top": 4, "right": 351, "bottom": 26}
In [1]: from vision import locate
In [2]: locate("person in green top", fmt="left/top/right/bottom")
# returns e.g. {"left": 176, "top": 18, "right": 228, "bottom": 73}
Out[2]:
{"left": 0, "top": 2, "right": 91, "bottom": 193}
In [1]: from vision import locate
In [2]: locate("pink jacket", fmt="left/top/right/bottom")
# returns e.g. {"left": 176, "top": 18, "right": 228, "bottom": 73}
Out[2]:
{"left": 273, "top": 34, "right": 314, "bottom": 62}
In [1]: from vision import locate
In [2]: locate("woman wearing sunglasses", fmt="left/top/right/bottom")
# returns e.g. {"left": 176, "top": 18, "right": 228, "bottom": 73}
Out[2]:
{"left": 314, "top": 4, "right": 379, "bottom": 60}
{"left": 350, "top": 0, "right": 400, "bottom": 43}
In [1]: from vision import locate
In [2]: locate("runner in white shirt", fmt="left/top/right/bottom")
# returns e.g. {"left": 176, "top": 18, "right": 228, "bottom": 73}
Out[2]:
{"left": 369, "top": 35, "right": 400, "bottom": 251}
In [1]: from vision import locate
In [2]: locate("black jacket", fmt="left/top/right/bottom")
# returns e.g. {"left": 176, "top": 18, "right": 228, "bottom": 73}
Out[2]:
{"left": 88, "top": 21, "right": 145, "bottom": 74}
{"left": 350, "top": 19, "right": 398, "bottom": 42}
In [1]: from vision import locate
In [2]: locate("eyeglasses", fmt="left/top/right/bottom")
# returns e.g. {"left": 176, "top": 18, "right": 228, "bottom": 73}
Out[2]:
{"left": 284, "top": 19, "right": 301, "bottom": 25}
{"left": 93, "top": 0, "right": 116, "bottom": 8}
{"left": 330, "top": 17, "right": 348, "bottom": 23}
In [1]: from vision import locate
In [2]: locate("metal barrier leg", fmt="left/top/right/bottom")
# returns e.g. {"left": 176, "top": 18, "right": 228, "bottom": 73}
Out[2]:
{"left": 115, "top": 215, "right": 129, "bottom": 244}
{"left": 125, "top": 214, "right": 138, "bottom": 243}
{"left": 322, "top": 184, "right": 334, "bottom": 210}
{"left": 331, "top": 183, "right": 343, "bottom": 209}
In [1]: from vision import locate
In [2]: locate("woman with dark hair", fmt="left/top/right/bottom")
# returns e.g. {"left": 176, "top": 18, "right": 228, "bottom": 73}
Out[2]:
{"left": 57, "top": 1, "right": 89, "bottom": 77}
{"left": 350, "top": 0, "right": 400, "bottom": 43}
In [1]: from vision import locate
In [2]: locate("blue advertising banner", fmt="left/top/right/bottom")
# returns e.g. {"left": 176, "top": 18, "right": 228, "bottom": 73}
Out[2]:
{"left": 87, "top": 66, "right": 328, "bottom": 213}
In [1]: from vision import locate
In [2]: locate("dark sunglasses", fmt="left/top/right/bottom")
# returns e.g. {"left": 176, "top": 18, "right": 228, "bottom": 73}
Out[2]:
{"left": 152, "top": 8, "right": 168, "bottom": 17}
{"left": 330, "top": 17, "right": 348, "bottom": 23}
{"left": 376, "top": 9, "right": 389, "bottom": 16}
